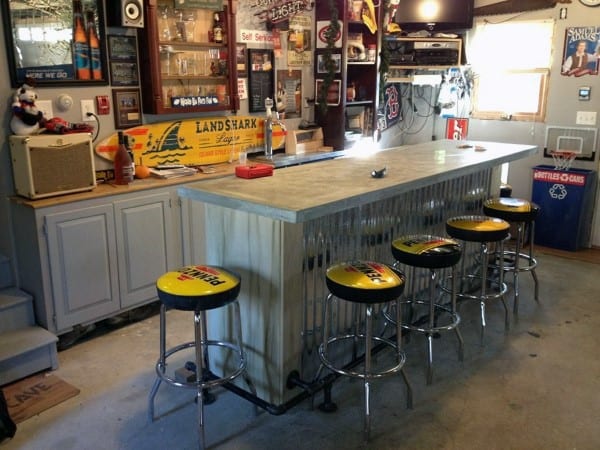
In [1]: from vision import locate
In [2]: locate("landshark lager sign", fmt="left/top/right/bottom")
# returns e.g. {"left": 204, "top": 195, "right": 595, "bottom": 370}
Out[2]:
{"left": 95, "top": 116, "right": 286, "bottom": 166}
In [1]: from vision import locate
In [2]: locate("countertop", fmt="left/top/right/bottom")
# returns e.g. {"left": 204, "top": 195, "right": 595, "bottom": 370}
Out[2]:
{"left": 13, "top": 149, "right": 342, "bottom": 209}
{"left": 178, "top": 140, "right": 538, "bottom": 223}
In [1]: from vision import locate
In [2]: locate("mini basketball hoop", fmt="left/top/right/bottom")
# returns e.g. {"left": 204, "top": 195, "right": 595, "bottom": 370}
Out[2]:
{"left": 550, "top": 150, "right": 577, "bottom": 170}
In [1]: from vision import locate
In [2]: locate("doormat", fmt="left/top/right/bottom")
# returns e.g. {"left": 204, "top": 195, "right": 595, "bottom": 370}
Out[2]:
{"left": 1, "top": 373, "right": 80, "bottom": 424}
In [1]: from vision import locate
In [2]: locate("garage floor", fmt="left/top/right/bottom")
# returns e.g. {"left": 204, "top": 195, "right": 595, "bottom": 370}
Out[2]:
{"left": 2, "top": 251, "right": 600, "bottom": 450}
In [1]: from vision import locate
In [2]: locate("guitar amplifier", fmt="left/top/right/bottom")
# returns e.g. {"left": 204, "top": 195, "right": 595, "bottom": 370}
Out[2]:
{"left": 9, "top": 133, "right": 96, "bottom": 199}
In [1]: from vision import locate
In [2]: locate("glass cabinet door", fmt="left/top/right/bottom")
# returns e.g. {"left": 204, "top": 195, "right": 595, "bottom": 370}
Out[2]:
{"left": 139, "top": 0, "right": 237, "bottom": 114}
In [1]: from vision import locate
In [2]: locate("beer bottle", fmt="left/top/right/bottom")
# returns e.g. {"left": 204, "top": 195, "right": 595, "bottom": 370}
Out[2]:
{"left": 86, "top": 10, "right": 102, "bottom": 80}
{"left": 73, "top": 0, "right": 91, "bottom": 80}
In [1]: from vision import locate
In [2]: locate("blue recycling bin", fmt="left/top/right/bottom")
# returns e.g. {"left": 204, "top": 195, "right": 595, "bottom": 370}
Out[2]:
{"left": 532, "top": 165, "right": 597, "bottom": 251}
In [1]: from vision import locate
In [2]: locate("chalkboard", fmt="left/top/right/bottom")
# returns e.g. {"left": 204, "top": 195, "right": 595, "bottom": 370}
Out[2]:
{"left": 248, "top": 49, "right": 274, "bottom": 113}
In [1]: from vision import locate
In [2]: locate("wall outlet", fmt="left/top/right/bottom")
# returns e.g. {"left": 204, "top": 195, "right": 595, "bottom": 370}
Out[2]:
{"left": 36, "top": 100, "right": 54, "bottom": 120}
{"left": 576, "top": 111, "right": 596, "bottom": 126}
{"left": 81, "top": 99, "right": 95, "bottom": 121}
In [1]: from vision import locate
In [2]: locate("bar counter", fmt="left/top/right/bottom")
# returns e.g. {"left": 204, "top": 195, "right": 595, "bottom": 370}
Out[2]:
{"left": 178, "top": 140, "right": 537, "bottom": 405}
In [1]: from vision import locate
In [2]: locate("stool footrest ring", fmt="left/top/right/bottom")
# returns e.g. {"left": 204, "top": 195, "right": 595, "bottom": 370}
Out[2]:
{"left": 490, "top": 250, "right": 538, "bottom": 273}
{"left": 383, "top": 300, "right": 461, "bottom": 333}
{"left": 155, "top": 340, "right": 246, "bottom": 390}
{"left": 318, "top": 334, "right": 406, "bottom": 380}
{"left": 441, "top": 274, "right": 507, "bottom": 301}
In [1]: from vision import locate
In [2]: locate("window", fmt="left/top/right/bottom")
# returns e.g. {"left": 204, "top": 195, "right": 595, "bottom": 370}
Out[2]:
{"left": 468, "top": 19, "right": 554, "bottom": 122}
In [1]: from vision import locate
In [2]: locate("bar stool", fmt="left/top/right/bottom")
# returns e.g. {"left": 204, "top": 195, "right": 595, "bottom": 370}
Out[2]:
{"left": 317, "top": 260, "right": 412, "bottom": 440}
{"left": 148, "top": 265, "right": 255, "bottom": 449}
{"left": 445, "top": 216, "right": 511, "bottom": 342}
{"left": 388, "top": 235, "right": 463, "bottom": 384}
{"left": 483, "top": 197, "right": 540, "bottom": 315}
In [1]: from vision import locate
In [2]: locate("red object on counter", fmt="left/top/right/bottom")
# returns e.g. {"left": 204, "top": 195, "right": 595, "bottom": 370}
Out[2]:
{"left": 235, "top": 164, "right": 274, "bottom": 179}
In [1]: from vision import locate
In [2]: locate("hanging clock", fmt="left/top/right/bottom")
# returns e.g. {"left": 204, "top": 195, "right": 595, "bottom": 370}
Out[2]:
{"left": 579, "top": 0, "right": 600, "bottom": 6}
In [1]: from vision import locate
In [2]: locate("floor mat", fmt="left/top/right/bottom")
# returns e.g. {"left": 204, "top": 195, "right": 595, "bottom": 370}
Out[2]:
{"left": 1, "top": 373, "right": 80, "bottom": 424}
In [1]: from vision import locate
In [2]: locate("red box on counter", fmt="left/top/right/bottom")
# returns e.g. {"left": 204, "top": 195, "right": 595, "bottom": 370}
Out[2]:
{"left": 235, "top": 164, "right": 274, "bottom": 179}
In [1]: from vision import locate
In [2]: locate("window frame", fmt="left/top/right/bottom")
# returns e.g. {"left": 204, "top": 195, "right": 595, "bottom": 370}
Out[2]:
{"left": 468, "top": 19, "right": 554, "bottom": 122}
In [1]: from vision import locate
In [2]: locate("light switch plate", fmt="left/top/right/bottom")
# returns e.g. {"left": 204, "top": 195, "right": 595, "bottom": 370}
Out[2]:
{"left": 576, "top": 111, "right": 597, "bottom": 126}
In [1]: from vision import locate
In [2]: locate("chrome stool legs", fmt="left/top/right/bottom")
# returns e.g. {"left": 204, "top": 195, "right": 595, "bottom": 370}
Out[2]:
{"left": 319, "top": 292, "right": 412, "bottom": 441}
{"left": 148, "top": 300, "right": 256, "bottom": 450}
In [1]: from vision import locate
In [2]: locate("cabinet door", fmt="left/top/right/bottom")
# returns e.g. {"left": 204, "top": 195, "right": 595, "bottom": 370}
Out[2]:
{"left": 139, "top": 0, "right": 238, "bottom": 114}
{"left": 114, "top": 192, "right": 178, "bottom": 308}
{"left": 45, "top": 204, "right": 119, "bottom": 330}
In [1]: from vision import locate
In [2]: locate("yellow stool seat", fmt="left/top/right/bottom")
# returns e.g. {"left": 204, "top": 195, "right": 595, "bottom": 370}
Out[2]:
{"left": 325, "top": 260, "right": 406, "bottom": 304}
{"left": 483, "top": 197, "right": 540, "bottom": 223}
{"left": 391, "top": 235, "right": 462, "bottom": 269}
{"left": 446, "top": 215, "right": 510, "bottom": 242}
{"left": 156, "top": 265, "right": 241, "bottom": 311}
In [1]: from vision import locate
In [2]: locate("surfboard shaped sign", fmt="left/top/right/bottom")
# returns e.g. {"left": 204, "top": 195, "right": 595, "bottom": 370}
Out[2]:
{"left": 95, "top": 116, "right": 286, "bottom": 166}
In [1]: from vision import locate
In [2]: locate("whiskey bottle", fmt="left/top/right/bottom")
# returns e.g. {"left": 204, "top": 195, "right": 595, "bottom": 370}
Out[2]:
{"left": 114, "top": 131, "right": 134, "bottom": 185}
{"left": 212, "top": 12, "right": 223, "bottom": 44}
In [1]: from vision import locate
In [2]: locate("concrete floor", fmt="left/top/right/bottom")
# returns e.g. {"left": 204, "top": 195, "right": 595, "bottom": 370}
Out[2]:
{"left": 2, "top": 252, "right": 600, "bottom": 450}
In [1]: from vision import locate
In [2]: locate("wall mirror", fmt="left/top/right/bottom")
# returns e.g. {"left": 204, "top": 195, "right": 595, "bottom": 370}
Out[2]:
{"left": 1, "top": 0, "right": 109, "bottom": 87}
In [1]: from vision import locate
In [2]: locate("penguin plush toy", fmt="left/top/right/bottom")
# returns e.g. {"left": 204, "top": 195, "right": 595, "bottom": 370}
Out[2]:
{"left": 10, "top": 81, "right": 46, "bottom": 135}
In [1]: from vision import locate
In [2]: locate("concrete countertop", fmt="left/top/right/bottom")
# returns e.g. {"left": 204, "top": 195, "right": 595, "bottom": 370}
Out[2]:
{"left": 178, "top": 140, "right": 538, "bottom": 223}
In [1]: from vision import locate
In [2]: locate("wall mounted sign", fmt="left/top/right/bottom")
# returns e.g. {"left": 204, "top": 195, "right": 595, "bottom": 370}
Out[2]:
{"left": 177, "top": 0, "right": 223, "bottom": 9}
{"left": 236, "top": 43, "right": 248, "bottom": 78}
{"left": 382, "top": 83, "right": 401, "bottom": 130}
{"left": 248, "top": 49, "right": 274, "bottom": 112}
{"left": 561, "top": 26, "right": 600, "bottom": 77}
{"left": 246, "top": 0, "right": 312, "bottom": 28}
{"left": 446, "top": 118, "right": 469, "bottom": 140}
{"left": 95, "top": 117, "right": 286, "bottom": 166}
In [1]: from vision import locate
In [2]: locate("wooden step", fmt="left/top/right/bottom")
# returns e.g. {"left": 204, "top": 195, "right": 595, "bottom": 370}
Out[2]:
{"left": 0, "top": 326, "right": 59, "bottom": 386}
{"left": 0, "top": 288, "right": 35, "bottom": 333}
{"left": 0, "top": 254, "right": 13, "bottom": 290}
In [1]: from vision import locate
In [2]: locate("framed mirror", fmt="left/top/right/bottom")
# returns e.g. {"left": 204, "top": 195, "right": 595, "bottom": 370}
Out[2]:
{"left": 1, "top": 0, "right": 109, "bottom": 87}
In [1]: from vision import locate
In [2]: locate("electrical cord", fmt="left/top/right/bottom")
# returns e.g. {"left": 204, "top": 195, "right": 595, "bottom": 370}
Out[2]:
{"left": 86, "top": 112, "right": 100, "bottom": 142}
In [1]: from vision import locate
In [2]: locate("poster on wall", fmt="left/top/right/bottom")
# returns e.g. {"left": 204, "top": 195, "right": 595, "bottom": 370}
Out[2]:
{"left": 561, "top": 27, "right": 600, "bottom": 77}
{"left": 287, "top": 15, "right": 312, "bottom": 66}
{"left": 276, "top": 70, "right": 302, "bottom": 118}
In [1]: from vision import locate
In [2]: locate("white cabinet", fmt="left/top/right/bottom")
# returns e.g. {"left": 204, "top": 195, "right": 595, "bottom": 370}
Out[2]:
{"left": 45, "top": 204, "right": 120, "bottom": 331}
{"left": 12, "top": 187, "right": 183, "bottom": 334}
{"left": 114, "top": 192, "right": 178, "bottom": 308}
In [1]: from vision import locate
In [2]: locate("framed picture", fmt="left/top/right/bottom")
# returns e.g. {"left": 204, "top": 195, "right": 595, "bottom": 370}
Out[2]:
{"left": 560, "top": 27, "right": 600, "bottom": 77}
{"left": 1, "top": 0, "right": 109, "bottom": 86}
{"left": 236, "top": 43, "right": 248, "bottom": 78}
{"left": 112, "top": 89, "right": 142, "bottom": 129}
{"left": 317, "top": 53, "right": 341, "bottom": 73}
{"left": 110, "top": 61, "right": 139, "bottom": 86}
{"left": 315, "top": 79, "right": 341, "bottom": 106}
{"left": 248, "top": 49, "right": 274, "bottom": 112}
{"left": 108, "top": 35, "right": 138, "bottom": 61}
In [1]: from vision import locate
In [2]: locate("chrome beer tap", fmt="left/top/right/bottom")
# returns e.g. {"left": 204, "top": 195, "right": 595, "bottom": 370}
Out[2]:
{"left": 264, "top": 98, "right": 285, "bottom": 159}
